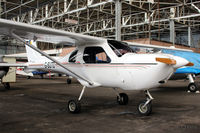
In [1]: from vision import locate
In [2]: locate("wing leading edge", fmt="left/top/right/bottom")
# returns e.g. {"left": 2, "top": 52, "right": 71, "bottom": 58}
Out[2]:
{"left": 0, "top": 18, "right": 106, "bottom": 45}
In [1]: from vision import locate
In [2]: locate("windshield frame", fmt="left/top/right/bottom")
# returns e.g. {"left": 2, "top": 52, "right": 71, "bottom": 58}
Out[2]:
{"left": 108, "top": 40, "right": 134, "bottom": 57}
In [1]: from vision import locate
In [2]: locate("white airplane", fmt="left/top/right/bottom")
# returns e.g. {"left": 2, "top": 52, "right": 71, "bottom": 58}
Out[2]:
{"left": 0, "top": 18, "right": 193, "bottom": 115}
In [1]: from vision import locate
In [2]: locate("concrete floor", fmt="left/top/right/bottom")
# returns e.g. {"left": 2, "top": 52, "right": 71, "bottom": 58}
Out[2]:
{"left": 0, "top": 76, "right": 200, "bottom": 133}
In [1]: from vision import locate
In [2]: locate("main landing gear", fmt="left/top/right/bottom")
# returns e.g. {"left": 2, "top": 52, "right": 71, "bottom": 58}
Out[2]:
{"left": 137, "top": 90, "right": 153, "bottom": 116}
{"left": 67, "top": 87, "right": 153, "bottom": 116}
{"left": 67, "top": 87, "right": 130, "bottom": 113}
{"left": 68, "top": 86, "right": 86, "bottom": 113}
{"left": 113, "top": 88, "right": 129, "bottom": 105}
{"left": 187, "top": 74, "right": 199, "bottom": 93}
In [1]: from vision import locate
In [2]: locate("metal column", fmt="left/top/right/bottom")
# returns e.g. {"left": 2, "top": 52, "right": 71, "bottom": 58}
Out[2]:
{"left": 115, "top": 0, "right": 121, "bottom": 41}
{"left": 0, "top": 0, "right": 1, "bottom": 18}
{"left": 188, "top": 26, "right": 191, "bottom": 47}
{"left": 170, "top": 20, "right": 175, "bottom": 45}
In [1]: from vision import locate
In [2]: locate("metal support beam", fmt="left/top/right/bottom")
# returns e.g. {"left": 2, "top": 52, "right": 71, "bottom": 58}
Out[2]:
{"left": 115, "top": 0, "right": 121, "bottom": 41}
{"left": 188, "top": 26, "right": 191, "bottom": 47}
{"left": 191, "top": 3, "right": 200, "bottom": 13}
{"left": 32, "top": 0, "right": 113, "bottom": 24}
{"left": 6, "top": 0, "right": 200, "bottom": 45}
{"left": 170, "top": 20, "right": 175, "bottom": 45}
{"left": 0, "top": 0, "right": 2, "bottom": 18}
{"left": 0, "top": 0, "right": 35, "bottom": 15}
{"left": 45, "top": 4, "right": 48, "bottom": 18}
{"left": 28, "top": 10, "right": 33, "bottom": 23}
{"left": 64, "top": 0, "right": 67, "bottom": 12}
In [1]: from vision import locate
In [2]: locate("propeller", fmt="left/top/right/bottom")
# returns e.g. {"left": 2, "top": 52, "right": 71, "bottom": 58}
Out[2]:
{"left": 156, "top": 57, "right": 194, "bottom": 69}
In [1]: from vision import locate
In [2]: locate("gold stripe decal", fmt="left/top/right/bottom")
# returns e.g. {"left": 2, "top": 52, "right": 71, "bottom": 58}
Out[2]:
{"left": 156, "top": 57, "right": 176, "bottom": 65}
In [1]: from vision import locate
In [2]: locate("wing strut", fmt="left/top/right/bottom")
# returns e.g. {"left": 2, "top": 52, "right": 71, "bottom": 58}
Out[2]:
{"left": 11, "top": 33, "right": 93, "bottom": 86}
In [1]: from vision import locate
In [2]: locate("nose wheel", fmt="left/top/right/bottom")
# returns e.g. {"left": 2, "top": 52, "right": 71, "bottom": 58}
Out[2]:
{"left": 187, "top": 74, "right": 199, "bottom": 93}
{"left": 137, "top": 90, "right": 153, "bottom": 116}
{"left": 137, "top": 100, "right": 152, "bottom": 116}
{"left": 188, "top": 83, "right": 198, "bottom": 92}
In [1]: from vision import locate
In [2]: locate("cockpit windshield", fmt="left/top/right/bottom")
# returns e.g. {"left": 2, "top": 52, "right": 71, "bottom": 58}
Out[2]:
{"left": 130, "top": 46, "right": 161, "bottom": 54}
{"left": 108, "top": 40, "right": 134, "bottom": 57}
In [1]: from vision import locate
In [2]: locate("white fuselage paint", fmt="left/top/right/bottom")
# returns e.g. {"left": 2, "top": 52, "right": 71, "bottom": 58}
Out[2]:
{"left": 26, "top": 42, "right": 187, "bottom": 91}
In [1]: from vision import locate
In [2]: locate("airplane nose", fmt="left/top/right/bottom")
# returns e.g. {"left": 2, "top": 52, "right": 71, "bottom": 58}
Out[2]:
{"left": 156, "top": 56, "right": 194, "bottom": 69}
{"left": 172, "top": 56, "right": 193, "bottom": 68}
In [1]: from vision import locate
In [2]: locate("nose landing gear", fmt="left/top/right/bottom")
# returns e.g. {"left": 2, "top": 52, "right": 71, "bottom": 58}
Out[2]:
{"left": 187, "top": 74, "right": 199, "bottom": 93}
{"left": 137, "top": 90, "right": 153, "bottom": 116}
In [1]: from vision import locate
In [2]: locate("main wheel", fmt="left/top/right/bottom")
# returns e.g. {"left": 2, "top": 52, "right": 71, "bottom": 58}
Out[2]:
{"left": 68, "top": 100, "right": 81, "bottom": 113}
{"left": 40, "top": 74, "right": 44, "bottom": 79}
{"left": 117, "top": 93, "right": 129, "bottom": 105}
{"left": 137, "top": 100, "right": 152, "bottom": 116}
{"left": 3, "top": 83, "right": 10, "bottom": 90}
{"left": 67, "top": 78, "right": 72, "bottom": 84}
{"left": 188, "top": 83, "right": 198, "bottom": 92}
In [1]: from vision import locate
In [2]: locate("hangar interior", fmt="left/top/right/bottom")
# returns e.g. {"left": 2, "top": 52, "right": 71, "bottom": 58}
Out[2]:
{"left": 2, "top": 1, "right": 200, "bottom": 132}
{"left": 0, "top": 0, "right": 200, "bottom": 54}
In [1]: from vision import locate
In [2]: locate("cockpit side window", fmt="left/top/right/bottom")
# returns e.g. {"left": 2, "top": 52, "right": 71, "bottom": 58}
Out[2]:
{"left": 108, "top": 40, "right": 134, "bottom": 57}
{"left": 83, "top": 47, "right": 111, "bottom": 64}
{"left": 69, "top": 50, "right": 78, "bottom": 63}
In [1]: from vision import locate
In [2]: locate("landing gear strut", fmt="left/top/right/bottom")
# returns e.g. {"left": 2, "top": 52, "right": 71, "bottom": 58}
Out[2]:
{"left": 113, "top": 88, "right": 129, "bottom": 105}
{"left": 187, "top": 74, "right": 199, "bottom": 93}
{"left": 68, "top": 86, "right": 86, "bottom": 113}
{"left": 137, "top": 90, "right": 153, "bottom": 116}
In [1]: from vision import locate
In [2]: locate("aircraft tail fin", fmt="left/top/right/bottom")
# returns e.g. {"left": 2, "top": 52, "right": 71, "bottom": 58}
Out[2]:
{"left": 25, "top": 40, "right": 49, "bottom": 63}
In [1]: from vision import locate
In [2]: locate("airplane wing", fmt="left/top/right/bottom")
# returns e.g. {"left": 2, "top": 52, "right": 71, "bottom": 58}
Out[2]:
{"left": 175, "top": 67, "right": 200, "bottom": 74}
{"left": 0, "top": 63, "right": 28, "bottom": 67}
{"left": 127, "top": 41, "right": 193, "bottom": 52}
{"left": 0, "top": 18, "right": 106, "bottom": 45}
{"left": 162, "top": 49, "right": 200, "bottom": 74}
{"left": 0, "top": 18, "right": 98, "bottom": 85}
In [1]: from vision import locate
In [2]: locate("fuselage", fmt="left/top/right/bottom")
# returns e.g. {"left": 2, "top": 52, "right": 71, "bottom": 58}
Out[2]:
{"left": 26, "top": 40, "right": 190, "bottom": 91}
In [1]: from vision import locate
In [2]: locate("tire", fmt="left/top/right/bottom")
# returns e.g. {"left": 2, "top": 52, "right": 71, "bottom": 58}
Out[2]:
{"left": 188, "top": 83, "right": 197, "bottom": 92}
{"left": 40, "top": 74, "right": 44, "bottom": 79}
{"left": 67, "top": 78, "right": 72, "bottom": 84}
{"left": 137, "top": 100, "right": 152, "bottom": 116}
{"left": 68, "top": 100, "right": 81, "bottom": 113}
{"left": 117, "top": 93, "right": 129, "bottom": 105}
{"left": 3, "top": 83, "right": 10, "bottom": 90}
